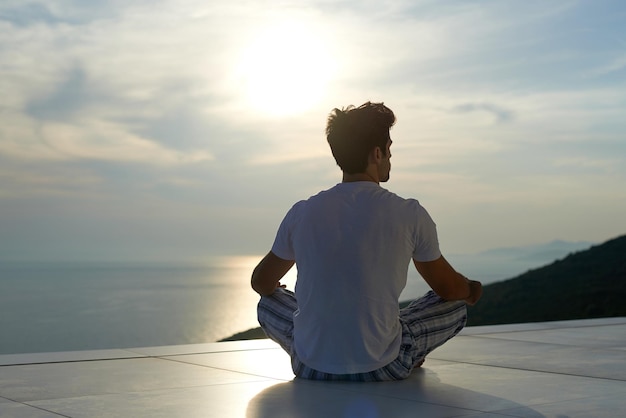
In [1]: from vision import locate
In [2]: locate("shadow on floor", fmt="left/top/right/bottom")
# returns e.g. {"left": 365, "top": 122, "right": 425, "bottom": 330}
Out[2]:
{"left": 246, "top": 368, "right": 545, "bottom": 417}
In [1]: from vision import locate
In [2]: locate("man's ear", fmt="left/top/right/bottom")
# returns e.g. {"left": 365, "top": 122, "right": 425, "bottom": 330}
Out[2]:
{"left": 373, "top": 146, "right": 383, "bottom": 162}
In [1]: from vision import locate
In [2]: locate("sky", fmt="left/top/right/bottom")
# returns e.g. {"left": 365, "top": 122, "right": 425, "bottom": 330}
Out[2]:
{"left": 1, "top": 0, "right": 625, "bottom": 262}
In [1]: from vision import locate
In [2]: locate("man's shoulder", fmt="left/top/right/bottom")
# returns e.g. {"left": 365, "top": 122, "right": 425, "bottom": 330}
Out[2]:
{"left": 378, "top": 187, "right": 423, "bottom": 207}
{"left": 299, "top": 184, "right": 342, "bottom": 202}
{"left": 285, "top": 187, "right": 333, "bottom": 211}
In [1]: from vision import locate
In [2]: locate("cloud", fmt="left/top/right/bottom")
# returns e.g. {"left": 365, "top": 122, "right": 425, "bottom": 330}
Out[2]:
{"left": 0, "top": 0, "right": 127, "bottom": 26}
{"left": 0, "top": 2, "right": 64, "bottom": 26}
{"left": 587, "top": 55, "right": 626, "bottom": 78}
{"left": 38, "top": 119, "right": 215, "bottom": 164}
{"left": 0, "top": 112, "right": 215, "bottom": 165}
{"left": 450, "top": 102, "right": 514, "bottom": 124}
{"left": 26, "top": 67, "right": 104, "bottom": 121}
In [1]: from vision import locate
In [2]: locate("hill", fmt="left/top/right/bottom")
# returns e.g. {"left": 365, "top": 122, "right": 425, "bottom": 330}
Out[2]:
{"left": 467, "top": 234, "right": 626, "bottom": 326}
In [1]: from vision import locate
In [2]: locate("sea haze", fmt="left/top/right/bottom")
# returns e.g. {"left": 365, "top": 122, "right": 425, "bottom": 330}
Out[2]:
{"left": 445, "top": 240, "right": 595, "bottom": 283}
{"left": 0, "top": 241, "right": 593, "bottom": 355}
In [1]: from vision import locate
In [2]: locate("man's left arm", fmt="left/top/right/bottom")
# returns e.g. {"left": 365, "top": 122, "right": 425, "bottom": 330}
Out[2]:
{"left": 413, "top": 256, "right": 482, "bottom": 305}
{"left": 251, "top": 251, "right": 295, "bottom": 296}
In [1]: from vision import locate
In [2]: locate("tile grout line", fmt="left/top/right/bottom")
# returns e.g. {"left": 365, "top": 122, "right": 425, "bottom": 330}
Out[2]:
{"left": 22, "top": 403, "right": 73, "bottom": 418}
{"left": 0, "top": 356, "right": 149, "bottom": 368}
{"left": 463, "top": 320, "right": 626, "bottom": 336}
{"left": 427, "top": 358, "right": 626, "bottom": 383}
{"left": 452, "top": 333, "right": 626, "bottom": 352}
{"left": 0, "top": 347, "right": 283, "bottom": 367}
{"left": 122, "top": 346, "right": 279, "bottom": 357}
{"left": 0, "top": 395, "right": 73, "bottom": 418}
{"left": 156, "top": 355, "right": 294, "bottom": 382}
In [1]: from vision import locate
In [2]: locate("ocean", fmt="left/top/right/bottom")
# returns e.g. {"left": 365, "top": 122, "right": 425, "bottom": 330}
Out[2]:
{"left": 0, "top": 256, "right": 432, "bottom": 355}
{"left": 0, "top": 242, "right": 590, "bottom": 355}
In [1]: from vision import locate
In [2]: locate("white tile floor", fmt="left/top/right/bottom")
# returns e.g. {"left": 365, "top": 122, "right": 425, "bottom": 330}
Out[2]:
{"left": 1, "top": 317, "right": 625, "bottom": 417}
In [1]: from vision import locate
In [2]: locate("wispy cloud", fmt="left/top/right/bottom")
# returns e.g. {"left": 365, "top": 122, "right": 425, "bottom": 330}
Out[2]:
{"left": 587, "top": 55, "right": 626, "bottom": 77}
{"left": 450, "top": 102, "right": 514, "bottom": 124}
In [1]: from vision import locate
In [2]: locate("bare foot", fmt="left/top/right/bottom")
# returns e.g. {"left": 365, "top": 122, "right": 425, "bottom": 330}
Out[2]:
{"left": 413, "top": 359, "right": 425, "bottom": 369}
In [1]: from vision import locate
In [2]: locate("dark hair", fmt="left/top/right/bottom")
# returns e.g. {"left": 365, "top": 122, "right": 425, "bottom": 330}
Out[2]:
{"left": 325, "top": 102, "right": 396, "bottom": 174}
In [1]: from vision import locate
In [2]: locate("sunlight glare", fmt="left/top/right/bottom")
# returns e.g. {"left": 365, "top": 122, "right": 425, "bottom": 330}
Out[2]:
{"left": 237, "top": 21, "right": 335, "bottom": 116}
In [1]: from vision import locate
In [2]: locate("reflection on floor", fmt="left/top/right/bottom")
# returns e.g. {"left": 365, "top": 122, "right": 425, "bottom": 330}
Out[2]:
{"left": 1, "top": 317, "right": 625, "bottom": 417}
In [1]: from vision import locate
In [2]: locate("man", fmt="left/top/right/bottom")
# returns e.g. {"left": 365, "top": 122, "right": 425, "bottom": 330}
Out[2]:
{"left": 251, "top": 102, "right": 482, "bottom": 381}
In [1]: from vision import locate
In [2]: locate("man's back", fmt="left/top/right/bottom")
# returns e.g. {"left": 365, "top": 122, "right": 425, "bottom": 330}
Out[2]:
{"left": 271, "top": 181, "right": 440, "bottom": 374}
{"left": 252, "top": 102, "right": 480, "bottom": 380}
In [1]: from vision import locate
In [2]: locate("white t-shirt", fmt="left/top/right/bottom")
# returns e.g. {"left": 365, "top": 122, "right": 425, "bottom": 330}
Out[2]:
{"left": 271, "top": 181, "right": 441, "bottom": 374}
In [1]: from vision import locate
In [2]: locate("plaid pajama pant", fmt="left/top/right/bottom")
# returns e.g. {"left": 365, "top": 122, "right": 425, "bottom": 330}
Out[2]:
{"left": 257, "top": 288, "right": 467, "bottom": 381}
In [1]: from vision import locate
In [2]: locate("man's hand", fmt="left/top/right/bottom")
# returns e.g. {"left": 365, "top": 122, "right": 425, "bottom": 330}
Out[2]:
{"left": 464, "top": 279, "right": 482, "bottom": 306}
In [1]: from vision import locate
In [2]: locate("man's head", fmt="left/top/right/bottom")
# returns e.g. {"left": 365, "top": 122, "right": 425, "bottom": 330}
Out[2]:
{"left": 326, "top": 102, "right": 396, "bottom": 178}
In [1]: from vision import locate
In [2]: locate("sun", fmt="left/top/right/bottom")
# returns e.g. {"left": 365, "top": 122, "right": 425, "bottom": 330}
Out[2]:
{"left": 237, "top": 21, "right": 335, "bottom": 116}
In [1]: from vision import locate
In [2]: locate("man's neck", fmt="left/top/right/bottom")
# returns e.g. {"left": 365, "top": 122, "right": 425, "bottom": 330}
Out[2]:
{"left": 342, "top": 172, "right": 379, "bottom": 184}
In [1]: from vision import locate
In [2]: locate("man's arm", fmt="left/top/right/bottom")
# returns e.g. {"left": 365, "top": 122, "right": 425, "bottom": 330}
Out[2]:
{"left": 413, "top": 256, "right": 482, "bottom": 305}
{"left": 251, "top": 251, "right": 295, "bottom": 296}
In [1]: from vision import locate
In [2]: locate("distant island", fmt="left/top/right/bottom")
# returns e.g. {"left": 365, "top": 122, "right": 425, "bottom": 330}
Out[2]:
{"left": 220, "top": 234, "right": 626, "bottom": 341}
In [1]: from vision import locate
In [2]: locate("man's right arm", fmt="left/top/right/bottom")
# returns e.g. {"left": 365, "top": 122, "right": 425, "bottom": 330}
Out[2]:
{"left": 413, "top": 256, "right": 482, "bottom": 305}
{"left": 251, "top": 251, "right": 295, "bottom": 296}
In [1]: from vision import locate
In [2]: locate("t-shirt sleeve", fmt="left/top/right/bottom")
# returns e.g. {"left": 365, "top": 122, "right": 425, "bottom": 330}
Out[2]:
{"left": 412, "top": 203, "right": 442, "bottom": 262}
{"left": 270, "top": 202, "right": 301, "bottom": 260}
